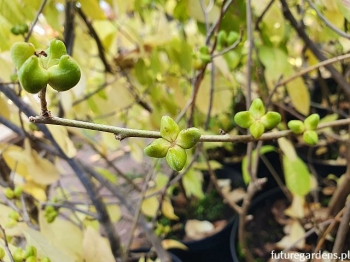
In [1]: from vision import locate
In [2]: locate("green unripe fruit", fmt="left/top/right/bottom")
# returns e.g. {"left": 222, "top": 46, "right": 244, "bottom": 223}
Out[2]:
{"left": 0, "top": 247, "right": 5, "bottom": 259}
{"left": 13, "top": 248, "right": 24, "bottom": 262}
{"left": 176, "top": 127, "right": 201, "bottom": 149}
{"left": 20, "top": 24, "right": 29, "bottom": 34}
{"left": 24, "top": 246, "right": 37, "bottom": 259}
{"left": 234, "top": 111, "right": 255, "bottom": 128}
{"left": 303, "top": 130, "right": 318, "bottom": 145}
{"left": 48, "top": 55, "right": 81, "bottom": 91}
{"left": 249, "top": 121, "right": 265, "bottom": 138}
{"left": 44, "top": 205, "right": 55, "bottom": 214}
{"left": 217, "top": 30, "right": 227, "bottom": 51}
{"left": 41, "top": 257, "right": 51, "bottom": 262}
{"left": 144, "top": 138, "right": 171, "bottom": 158}
{"left": 260, "top": 112, "right": 281, "bottom": 129}
{"left": 160, "top": 116, "right": 180, "bottom": 142}
{"left": 26, "top": 256, "right": 38, "bottom": 262}
{"left": 10, "top": 42, "right": 36, "bottom": 70}
{"left": 166, "top": 145, "right": 187, "bottom": 171}
{"left": 18, "top": 56, "right": 49, "bottom": 94}
{"left": 11, "top": 26, "right": 21, "bottom": 35}
{"left": 226, "top": 31, "right": 239, "bottom": 45}
{"left": 288, "top": 120, "right": 305, "bottom": 134}
{"left": 14, "top": 186, "right": 23, "bottom": 198}
{"left": 249, "top": 98, "right": 266, "bottom": 119}
{"left": 8, "top": 211, "right": 21, "bottom": 221}
{"left": 43, "top": 39, "right": 68, "bottom": 68}
{"left": 304, "top": 114, "right": 320, "bottom": 130}
{"left": 5, "top": 218, "right": 18, "bottom": 228}
{"left": 4, "top": 188, "right": 14, "bottom": 199}
{"left": 192, "top": 57, "right": 204, "bottom": 70}
{"left": 199, "top": 45, "right": 210, "bottom": 55}
{"left": 11, "top": 24, "right": 29, "bottom": 35}
{"left": 46, "top": 210, "right": 58, "bottom": 223}
{"left": 198, "top": 53, "right": 211, "bottom": 63}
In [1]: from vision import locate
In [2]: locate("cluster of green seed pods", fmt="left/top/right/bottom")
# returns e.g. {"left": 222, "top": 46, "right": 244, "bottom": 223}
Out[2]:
{"left": 10, "top": 39, "right": 81, "bottom": 94}
{"left": 144, "top": 116, "right": 201, "bottom": 171}
{"left": 234, "top": 98, "right": 281, "bottom": 138}
{"left": 12, "top": 246, "right": 51, "bottom": 262}
{"left": 217, "top": 30, "right": 239, "bottom": 51}
{"left": 288, "top": 114, "right": 320, "bottom": 145}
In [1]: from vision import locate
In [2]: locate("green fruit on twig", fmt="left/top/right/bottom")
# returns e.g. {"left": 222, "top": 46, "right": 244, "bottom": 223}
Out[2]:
{"left": 249, "top": 121, "right": 265, "bottom": 138}
{"left": 44, "top": 39, "right": 68, "bottom": 68}
{"left": 11, "top": 23, "right": 29, "bottom": 35}
{"left": 24, "top": 246, "right": 37, "bottom": 259}
{"left": 249, "top": 98, "right": 266, "bottom": 119}
{"left": 234, "top": 111, "right": 255, "bottom": 128}
{"left": 226, "top": 31, "right": 239, "bottom": 45}
{"left": 14, "top": 186, "right": 23, "bottom": 198}
{"left": 160, "top": 116, "right": 180, "bottom": 142}
{"left": 303, "top": 130, "right": 318, "bottom": 145}
{"left": 144, "top": 138, "right": 171, "bottom": 158}
{"left": 288, "top": 120, "right": 305, "bottom": 134}
{"left": 4, "top": 188, "right": 14, "bottom": 199}
{"left": 8, "top": 211, "right": 21, "bottom": 221}
{"left": 10, "top": 42, "right": 36, "bottom": 70}
{"left": 199, "top": 45, "right": 210, "bottom": 55}
{"left": 176, "top": 127, "right": 201, "bottom": 149}
{"left": 217, "top": 30, "right": 227, "bottom": 51}
{"left": 5, "top": 218, "right": 18, "bottom": 228}
{"left": 18, "top": 56, "right": 49, "bottom": 94}
{"left": 260, "top": 111, "right": 281, "bottom": 129}
{"left": 13, "top": 248, "right": 24, "bottom": 262}
{"left": 41, "top": 257, "right": 51, "bottom": 262}
{"left": 26, "top": 256, "right": 38, "bottom": 262}
{"left": 304, "top": 114, "right": 320, "bottom": 130}
{"left": 166, "top": 145, "right": 187, "bottom": 171}
{"left": 48, "top": 55, "right": 81, "bottom": 92}
{"left": 46, "top": 210, "right": 58, "bottom": 223}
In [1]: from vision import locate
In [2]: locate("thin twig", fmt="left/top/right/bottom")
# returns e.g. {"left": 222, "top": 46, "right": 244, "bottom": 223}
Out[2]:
{"left": 0, "top": 225, "right": 15, "bottom": 262}
{"left": 38, "top": 87, "right": 51, "bottom": 118}
{"left": 28, "top": 115, "right": 350, "bottom": 142}
{"left": 306, "top": 0, "right": 350, "bottom": 39}
{"left": 24, "top": 0, "right": 49, "bottom": 42}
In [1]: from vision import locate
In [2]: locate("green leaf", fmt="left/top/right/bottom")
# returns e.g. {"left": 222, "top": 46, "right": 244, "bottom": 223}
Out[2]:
{"left": 182, "top": 169, "right": 205, "bottom": 199}
{"left": 242, "top": 145, "right": 275, "bottom": 184}
{"left": 95, "top": 167, "right": 117, "bottom": 184}
{"left": 283, "top": 156, "right": 311, "bottom": 196}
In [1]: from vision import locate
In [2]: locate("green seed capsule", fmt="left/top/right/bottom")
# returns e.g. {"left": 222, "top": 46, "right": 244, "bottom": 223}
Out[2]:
{"left": 160, "top": 116, "right": 180, "bottom": 142}
{"left": 144, "top": 138, "right": 171, "bottom": 158}
{"left": 176, "top": 127, "right": 201, "bottom": 149}
{"left": 4, "top": 188, "right": 15, "bottom": 199}
{"left": 234, "top": 111, "right": 255, "bottom": 128}
{"left": 249, "top": 121, "right": 265, "bottom": 138}
{"left": 260, "top": 112, "right": 281, "bottom": 129}
{"left": 13, "top": 248, "right": 24, "bottom": 262}
{"left": 249, "top": 98, "right": 266, "bottom": 119}
{"left": 0, "top": 247, "right": 5, "bottom": 259}
{"left": 166, "top": 145, "right": 187, "bottom": 171}
{"left": 303, "top": 130, "right": 318, "bottom": 145}
{"left": 24, "top": 245, "right": 37, "bottom": 259}
{"left": 304, "top": 114, "right": 320, "bottom": 130}
{"left": 288, "top": 120, "right": 305, "bottom": 135}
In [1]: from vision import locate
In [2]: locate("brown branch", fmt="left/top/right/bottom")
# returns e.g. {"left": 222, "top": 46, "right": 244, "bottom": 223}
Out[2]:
{"left": 280, "top": 0, "right": 350, "bottom": 98}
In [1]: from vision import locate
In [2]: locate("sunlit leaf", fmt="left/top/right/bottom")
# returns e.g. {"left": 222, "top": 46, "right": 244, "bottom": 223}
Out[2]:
{"left": 82, "top": 227, "right": 115, "bottom": 262}
{"left": 182, "top": 169, "right": 204, "bottom": 199}
{"left": 162, "top": 198, "right": 179, "bottom": 220}
{"left": 47, "top": 125, "right": 77, "bottom": 158}
{"left": 162, "top": 239, "right": 188, "bottom": 250}
{"left": 80, "top": 0, "right": 106, "bottom": 19}
{"left": 142, "top": 196, "right": 159, "bottom": 217}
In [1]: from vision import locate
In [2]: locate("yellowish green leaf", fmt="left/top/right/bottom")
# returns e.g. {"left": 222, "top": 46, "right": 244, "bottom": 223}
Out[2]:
{"left": 278, "top": 137, "right": 297, "bottom": 160}
{"left": 82, "top": 227, "right": 115, "bottom": 262}
{"left": 182, "top": 169, "right": 204, "bottom": 199}
{"left": 107, "top": 204, "right": 121, "bottom": 223}
{"left": 161, "top": 198, "right": 179, "bottom": 220}
{"left": 141, "top": 196, "right": 159, "bottom": 217}
{"left": 187, "top": 0, "right": 220, "bottom": 23}
{"left": 162, "top": 239, "right": 188, "bottom": 250}
{"left": 193, "top": 160, "right": 222, "bottom": 171}
{"left": 22, "top": 182, "right": 47, "bottom": 201}
{"left": 47, "top": 125, "right": 77, "bottom": 158}
{"left": 284, "top": 195, "right": 305, "bottom": 218}
{"left": 80, "top": 0, "right": 106, "bottom": 19}
{"left": 0, "top": 203, "right": 27, "bottom": 236}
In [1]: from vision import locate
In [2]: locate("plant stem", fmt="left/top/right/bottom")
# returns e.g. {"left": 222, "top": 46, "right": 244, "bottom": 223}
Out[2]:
{"left": 29, "top": 115, "right": 350, "bottom": 142}
{"left": 0, "top": 225, "right": 15, "bottom": 262}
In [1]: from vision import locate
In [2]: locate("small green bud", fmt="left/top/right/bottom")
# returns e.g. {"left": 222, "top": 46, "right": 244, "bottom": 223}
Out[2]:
{"left": 226, "top": 31, "right": 239, "bottom": 45}
{"left": 260, "top": 112, "right": 281, "bottom": 129}
{"left": 160, "top": 116, "right": 180, "bottom": 142}
{"left": 234, "top": 111, "right": 255, "bottom": 128}
{"left": 199, "top": 45, "right": 210, "bottom": 55}
{"left": 249, "top": 121, "right": 265, "bottom": 138}
{"left": 5, "top": 218, "right": 18, "bottom": 228}
{"left": 0, "top": 247, "right": 5, "bottom": 259}
{"left": 176, "top": 127, "right": 201, "bottom": 149}
{"left": 4, "top": 188, "right": 15, "bottom": 199}
{"left": 26, "top": 256, "right": 38, "bottom": 262}
{"left": 217, "top": 30, "right": 227, "bottom": 51}
{"left": 144, "top": 138, "right": 171, "bottom": 158}
{"left": 24, "top": 246, "right": 37, "bottom": 259}
{"left": 46, "top": 210, "right": 58, "bottom": 223}
{"left": 166, "top": 145, "right": 187, "bottom": 171}
{"left": 14, "top": 186, "right": 23, "bottom": 198}
{"left": 288, "top": 120, "right": 305, "bottom": 134}
{"left": 8, "top": 211, "right": 21, "bottom": 221}
{"left": 198, "top": 53, "right": 211, "bottom": 63}
{"left": 13, "top": 248, "right": 24, "bottom": 262}
{"left": 249, "top": 98, "right": 266, "bottom": 119}
{"left": 41, "top": 257, "right": 51, "bottom": 262}
{"left": 304, "top": 114, "right": 320, "bottom": 130}
{"left": 44, "top": 205, "right": 56, "bottom": 214}
{"left": 303, "top": 130, "right": 318, "bottom": 145}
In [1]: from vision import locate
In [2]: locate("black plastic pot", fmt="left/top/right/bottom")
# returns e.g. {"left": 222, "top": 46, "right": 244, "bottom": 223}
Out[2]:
{"left": 230, "top": 187, "right": 286, "bottom": 262}
{"left": 168, "top": 217, "right": 236, "bottom": 262}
